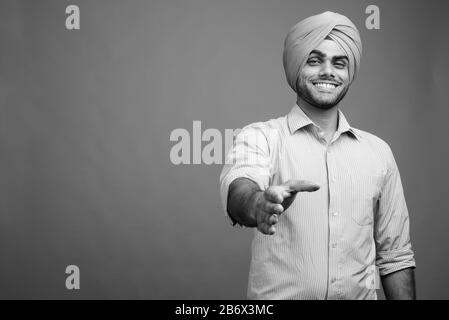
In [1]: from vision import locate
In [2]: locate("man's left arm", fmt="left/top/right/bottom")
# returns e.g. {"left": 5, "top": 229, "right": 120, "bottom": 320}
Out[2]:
{"left": 374, "top": 144, "right": 416, "bottom": 300}
{"left": 381, "top": 267, "right": 416, "bottom": 300}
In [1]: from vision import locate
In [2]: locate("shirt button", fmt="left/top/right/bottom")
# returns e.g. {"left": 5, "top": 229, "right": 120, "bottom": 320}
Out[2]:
{"left": 331, "top": 277, "right": 336, "bottom": 283}
{"left": 332, "top": 243, "right": 337, "bottom": 249}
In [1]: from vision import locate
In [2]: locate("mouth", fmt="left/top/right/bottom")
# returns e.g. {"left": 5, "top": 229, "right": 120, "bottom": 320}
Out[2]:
{"left": 312, "top": 81, "right": 339, "bottom": 90}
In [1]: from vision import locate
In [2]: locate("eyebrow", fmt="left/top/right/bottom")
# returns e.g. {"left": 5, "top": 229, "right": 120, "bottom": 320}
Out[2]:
{"left": 309, "top": 50, "right": 348, "bottom": 61}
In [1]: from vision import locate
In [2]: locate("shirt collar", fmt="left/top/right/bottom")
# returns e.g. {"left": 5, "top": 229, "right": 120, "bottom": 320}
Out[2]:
{"left": 287, "top": 104, "right": 361, "bottom": 141}
{"left": 287, "top": 104, "right": 314, "bottom": 134}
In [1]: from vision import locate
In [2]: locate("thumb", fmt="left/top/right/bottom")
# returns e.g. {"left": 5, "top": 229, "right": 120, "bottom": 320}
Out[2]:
{"left": 282, "top": 179, "right": 320, "bottom": 193}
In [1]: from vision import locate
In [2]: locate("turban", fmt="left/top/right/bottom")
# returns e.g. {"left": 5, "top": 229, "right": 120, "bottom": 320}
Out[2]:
{"left": 283, "top": 11, "right": 362, "bottom": 93}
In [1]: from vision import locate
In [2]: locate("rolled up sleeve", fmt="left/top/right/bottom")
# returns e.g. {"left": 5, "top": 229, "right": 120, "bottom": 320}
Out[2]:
{"left": 375, "top": 147, "right": 416, "bottom": 276}
{"left": 219, "top": 124, "right": 272, "bottom": 226}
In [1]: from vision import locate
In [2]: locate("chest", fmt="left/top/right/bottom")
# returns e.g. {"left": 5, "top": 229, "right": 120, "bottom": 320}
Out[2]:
{"left": 270, "top": 134, "right": 386, "bottom": 199}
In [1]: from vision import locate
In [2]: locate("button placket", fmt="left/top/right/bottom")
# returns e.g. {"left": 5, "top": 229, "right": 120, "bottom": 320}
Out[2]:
{"left": 327, "top": 146, "right": 341, "bottom": 297}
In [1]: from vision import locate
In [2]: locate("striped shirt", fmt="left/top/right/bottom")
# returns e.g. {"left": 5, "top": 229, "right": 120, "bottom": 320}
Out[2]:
{"left": 219, "top": 104, "right": 416, "bottom": 300}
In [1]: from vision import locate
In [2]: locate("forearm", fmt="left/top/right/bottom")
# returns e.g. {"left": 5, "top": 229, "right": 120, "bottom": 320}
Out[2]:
{"left": 381, "top": 267, "right": 416, "bottom": 300}
{"left": 227, "top": 178, "right": 262, "bottom": 227}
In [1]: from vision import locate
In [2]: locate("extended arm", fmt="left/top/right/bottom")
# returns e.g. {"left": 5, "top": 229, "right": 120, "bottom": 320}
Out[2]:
{"left": 227, "top": 177, "right": 319, "bottom": 234}
{"left": 221, "top": 126, "right": 319, "bottom": 234}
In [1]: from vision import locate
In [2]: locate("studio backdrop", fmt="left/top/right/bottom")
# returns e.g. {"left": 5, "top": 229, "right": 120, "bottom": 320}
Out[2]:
{"left": 0, "top": 0, "right": 448, "bottom": 299}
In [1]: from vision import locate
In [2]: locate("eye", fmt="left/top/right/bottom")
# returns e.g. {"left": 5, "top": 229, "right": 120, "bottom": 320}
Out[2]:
{"left": 307, "top": 58, "right": 321, "bottom": 66}
{"left": 334, "top": 61, "right": 347, "bottom": 69}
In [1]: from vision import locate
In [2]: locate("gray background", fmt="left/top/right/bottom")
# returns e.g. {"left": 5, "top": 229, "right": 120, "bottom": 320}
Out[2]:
{"left": 0, "top": 0, "right": 448, "bottom": 299}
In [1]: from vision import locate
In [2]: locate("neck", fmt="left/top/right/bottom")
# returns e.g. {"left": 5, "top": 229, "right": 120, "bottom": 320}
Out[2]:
{"left": 296, "top": 96, "right": 339, "bottom": 134}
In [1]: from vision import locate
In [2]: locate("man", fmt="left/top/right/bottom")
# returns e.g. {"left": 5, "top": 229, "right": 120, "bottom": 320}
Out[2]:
{"left": 219, "top": 11, "right": 416, "bottom": 300}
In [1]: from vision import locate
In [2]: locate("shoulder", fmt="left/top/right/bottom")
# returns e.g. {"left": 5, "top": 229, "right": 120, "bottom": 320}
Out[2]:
{"left": 239, "top": 115, "right": 288, "bottom": 142}
{"left": 352, "top": 127, "right": 392, "bottom": 151}
{"left": 241, "top": 115, "right": 286, "bottom": 133}
{"left": 351, "top": 127, "right": 396, "bottom": 168}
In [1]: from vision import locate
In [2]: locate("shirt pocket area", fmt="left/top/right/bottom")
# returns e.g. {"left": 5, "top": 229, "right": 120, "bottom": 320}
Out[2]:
{"left": 349, "top": 171, "right": 383, "bottom": 226}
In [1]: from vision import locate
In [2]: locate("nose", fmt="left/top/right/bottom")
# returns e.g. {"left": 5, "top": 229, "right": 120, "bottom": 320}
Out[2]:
{"left": 319, "top": 60, "right": 335, "bottom": 79}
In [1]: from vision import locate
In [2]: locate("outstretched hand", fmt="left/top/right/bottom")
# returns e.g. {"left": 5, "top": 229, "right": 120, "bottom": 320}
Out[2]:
{"left": 253, "top": 180, "right": 320, "bottom": 235}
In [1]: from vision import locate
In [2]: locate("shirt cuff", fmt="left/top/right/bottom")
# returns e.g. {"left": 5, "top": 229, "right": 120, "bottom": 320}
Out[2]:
{"left": 376, "top": 246, "right": 416, "bottom": 276}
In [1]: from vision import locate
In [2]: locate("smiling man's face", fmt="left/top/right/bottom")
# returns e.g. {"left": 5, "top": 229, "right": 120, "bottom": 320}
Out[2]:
{"left": 296, "top": 39, "right": 350, "bottom": 109}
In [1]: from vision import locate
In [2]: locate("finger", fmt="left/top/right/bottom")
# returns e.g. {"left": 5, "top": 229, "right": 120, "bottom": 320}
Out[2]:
{"left": 283, "top": 179, "right": 320, "bottom": 193}
{"left": 263, "top": 202, "right": 284, "bottom": 215}
{"left": 281, "top": 190, "right": 293, "bottom": 198}
{"left": 257, "top": 222, "right": 269, "bottom": 234}
{"left": 258, "top": 222, "right": 276, "bottom": 235}
{"left": 264, "top": 213, "right": 278, "bottom": 225}
{"left": 259, "top": 211, "right": 278, "bottom": 227}
{"left": 267, "top": 214, "right": 279, "bottom": 225}
{"left": 264, "top": 187, "right": 284, "bottom": 204}
{"left": 256, "top": 210, "right": 272, "bottom": 228}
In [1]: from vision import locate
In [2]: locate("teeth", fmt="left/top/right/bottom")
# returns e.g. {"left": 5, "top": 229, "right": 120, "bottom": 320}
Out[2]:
{"left": 314, "top": 82, "right": 337, "bottom": 89}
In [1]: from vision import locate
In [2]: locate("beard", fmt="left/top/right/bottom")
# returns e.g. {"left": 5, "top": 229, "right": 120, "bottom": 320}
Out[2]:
{"left": 296, "top": 77, "right": 349, "bottom": 110}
